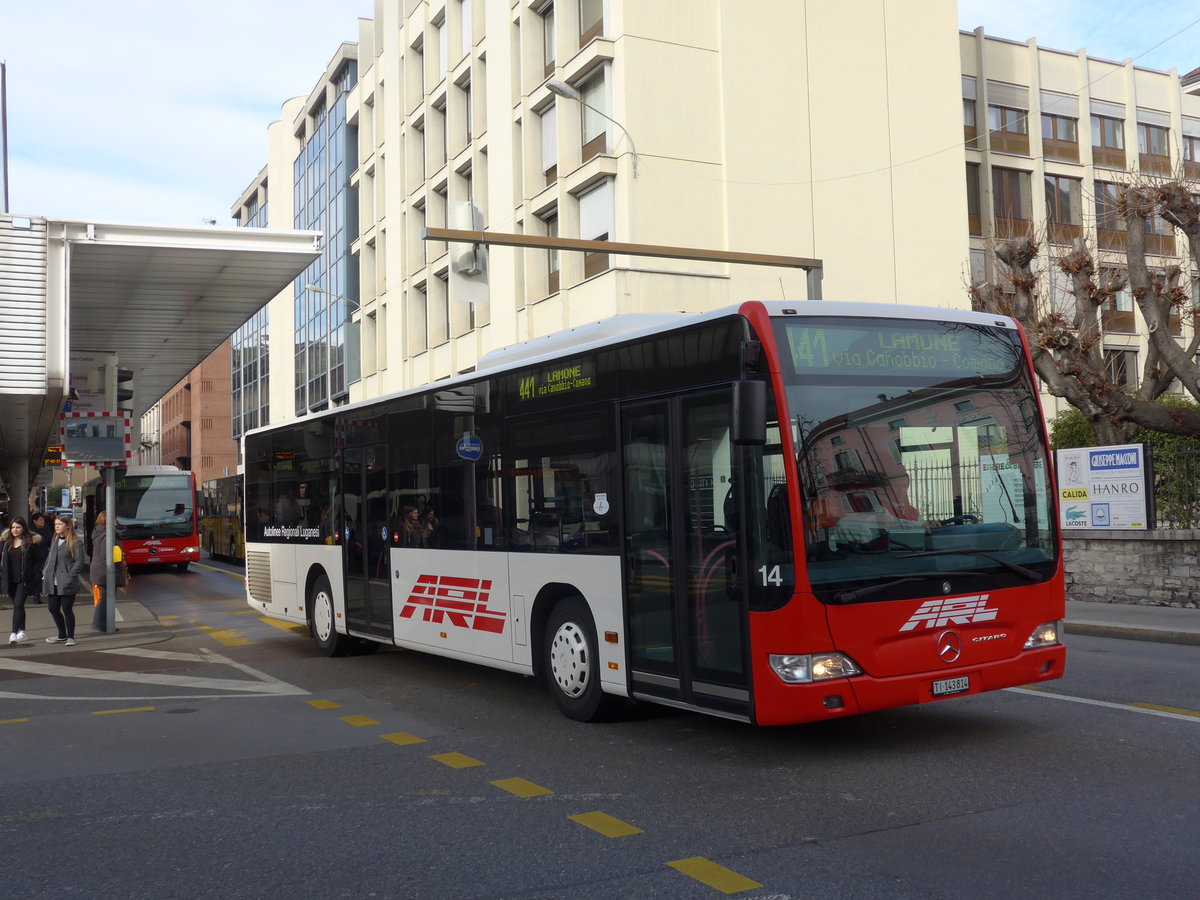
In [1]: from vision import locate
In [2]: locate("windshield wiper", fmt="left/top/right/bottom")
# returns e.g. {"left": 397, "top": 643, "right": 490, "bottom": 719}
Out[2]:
{"left": 832, "top": 572, "right": 983, "bottom": 604}
{"left": 896, "top": 549, "right": 1041, "bottom": 581}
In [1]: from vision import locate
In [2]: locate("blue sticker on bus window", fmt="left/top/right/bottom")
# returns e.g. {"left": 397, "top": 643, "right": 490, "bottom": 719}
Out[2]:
{"left": 456, "top": 432, "right": 483, "bottom": 461}
{"left": 381, "top": 525, "right": 389, "bottom": 542}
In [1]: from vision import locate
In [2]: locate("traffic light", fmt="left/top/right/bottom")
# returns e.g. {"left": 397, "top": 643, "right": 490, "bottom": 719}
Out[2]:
{"left": 116, "top": 367, "right": 134, "bottom": 412}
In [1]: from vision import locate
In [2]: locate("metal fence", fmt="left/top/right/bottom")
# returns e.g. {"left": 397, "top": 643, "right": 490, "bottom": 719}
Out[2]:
{"left": 1150, "top": 448, "right": 1200, "bottom": 530}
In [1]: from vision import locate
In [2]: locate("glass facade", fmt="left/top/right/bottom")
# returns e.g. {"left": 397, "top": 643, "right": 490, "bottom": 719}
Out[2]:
{"left": 293, "top": 62, "right": 360, "bottom": 416}
{"left": 231, "top": 197, "right": 270, "bottom": 442}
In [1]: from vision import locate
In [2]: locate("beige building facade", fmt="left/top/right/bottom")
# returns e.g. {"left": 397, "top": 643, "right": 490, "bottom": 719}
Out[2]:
{"left": 962, "top": 28, "right": 1200, "bottom": 420}
{"left": 216, "top": 4, "right": 1200, "bottom": 444}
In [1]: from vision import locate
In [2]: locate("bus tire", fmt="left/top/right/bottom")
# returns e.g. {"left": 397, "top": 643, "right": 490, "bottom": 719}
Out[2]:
{"left": 310, "top": 574, "right": 352, "bottom": 657}
{"left": 544, "top": 597, "right": 608, "bottom": 722}
{"left": 176, "top": 562, "right": 190, "bottom": 572}
{"left": 208, "top": 537, "right": 217, "bottom": 559}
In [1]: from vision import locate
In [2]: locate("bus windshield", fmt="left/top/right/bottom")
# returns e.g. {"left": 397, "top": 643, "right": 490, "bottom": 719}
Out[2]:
{"left": 775, "top": 316, "right": 1057, "bottom": 604}
{"left": 115, "top": 474, "right": 196, "bottom": 539}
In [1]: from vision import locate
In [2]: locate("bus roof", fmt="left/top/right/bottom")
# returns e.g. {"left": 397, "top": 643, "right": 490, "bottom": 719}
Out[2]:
{"left": 244, "top": 300, "right": 1017, "bottom": 439}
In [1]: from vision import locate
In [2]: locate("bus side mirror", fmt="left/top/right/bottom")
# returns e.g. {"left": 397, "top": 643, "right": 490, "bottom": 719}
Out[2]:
{"left": 732, "top": 380, "right": 766, "bottom": 446}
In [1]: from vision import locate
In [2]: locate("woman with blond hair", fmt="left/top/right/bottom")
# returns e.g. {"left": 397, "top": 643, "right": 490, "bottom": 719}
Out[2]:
{"left": 2, "top": 517, "right": 44, "bottom": 645}
{"left": 42, "top": 515, "right": 87, "bottom": 646}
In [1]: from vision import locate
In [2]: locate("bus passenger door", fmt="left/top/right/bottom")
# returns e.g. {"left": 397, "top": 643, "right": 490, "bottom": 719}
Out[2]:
{"left": 622, "top": 392, "right": 750, "bottom": 719}
{"left": 342, "top": 443, "right": 393, "bottom": 642}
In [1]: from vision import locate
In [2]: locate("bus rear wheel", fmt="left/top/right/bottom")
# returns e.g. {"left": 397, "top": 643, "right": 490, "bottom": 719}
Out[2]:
{"left": 310, "top": 573, "right": 352, "bottom": 657}
{"left": 544, "top": 597, "right": 609, "bottom": 722}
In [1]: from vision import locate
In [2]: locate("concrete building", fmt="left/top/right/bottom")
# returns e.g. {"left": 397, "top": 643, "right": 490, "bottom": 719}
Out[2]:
{"left": 227, "top": 0, "right": 968, "bottom": 433}
{"left": 214, "top": 4, "right": 1200, "bottom": 452}
{"left": 962, "top": 28, "right": 1200, "bottom": 419}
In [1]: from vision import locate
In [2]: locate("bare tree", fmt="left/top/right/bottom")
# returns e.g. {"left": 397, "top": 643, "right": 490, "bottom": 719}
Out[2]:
{"left": 971, "top": 177, "right": 1200, "bottom": 444}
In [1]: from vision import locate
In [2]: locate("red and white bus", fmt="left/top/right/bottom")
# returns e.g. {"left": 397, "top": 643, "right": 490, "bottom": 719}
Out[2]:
{"left": 243, "top": 301, "right": 1065, "bottom": 725}
{"left": 112, "top": 465, "right": 202, "bottom": 572}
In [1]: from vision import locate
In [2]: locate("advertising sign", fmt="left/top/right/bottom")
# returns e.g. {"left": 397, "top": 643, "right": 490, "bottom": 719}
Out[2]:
{"left": 1055, "top": 443, "right": 1149, "bottom": 530}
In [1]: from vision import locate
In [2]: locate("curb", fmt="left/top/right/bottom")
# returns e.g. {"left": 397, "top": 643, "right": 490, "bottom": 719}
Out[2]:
{"left": 1065, "top": 622, "right": 1200, "bottom": 647}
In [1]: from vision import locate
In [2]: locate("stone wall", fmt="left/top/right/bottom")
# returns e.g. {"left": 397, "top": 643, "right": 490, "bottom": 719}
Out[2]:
{"left": 1063, "top": 530, "right": 1200, "bottom": 608}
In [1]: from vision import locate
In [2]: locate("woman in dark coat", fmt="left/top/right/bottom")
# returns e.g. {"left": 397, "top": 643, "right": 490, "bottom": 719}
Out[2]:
{"left": 42, "top": 515, "right": 86, "bottom": 646}
{"left": 2, "top": 517, "right": 43, "bottom": 645}
{"left": 27, "top": 510, "right": 54, "bottom": 604}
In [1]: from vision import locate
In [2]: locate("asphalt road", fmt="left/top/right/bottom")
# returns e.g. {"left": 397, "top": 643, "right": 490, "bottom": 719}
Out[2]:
{"left": 1, "top": 562, "right": 1197, "bottom": 899}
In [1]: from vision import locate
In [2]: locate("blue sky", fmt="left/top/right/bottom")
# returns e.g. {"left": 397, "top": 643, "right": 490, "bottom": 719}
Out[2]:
{"left": 2, "top": 1, "right": 1198, "bottom": 226}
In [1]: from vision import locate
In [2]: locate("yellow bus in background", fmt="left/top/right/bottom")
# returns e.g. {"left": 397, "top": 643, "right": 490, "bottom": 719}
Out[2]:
{"left": 201, "top": 473, "right": 244, "bottom": 562}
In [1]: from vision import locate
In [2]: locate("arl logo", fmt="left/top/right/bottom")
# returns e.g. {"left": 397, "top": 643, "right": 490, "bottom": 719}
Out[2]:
{"left": 899, "top": 595, "right": 998, "bottom": 632}
{"left": 400, "top": 575, "right": 506, "bottom": 634}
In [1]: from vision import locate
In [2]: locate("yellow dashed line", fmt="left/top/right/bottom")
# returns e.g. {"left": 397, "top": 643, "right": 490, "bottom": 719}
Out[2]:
{"left": 568, "top": 811, "right": 644, "bottom": 838}
{"left": 227, "top": 609, "right": 261, "bottom": 615}
{"left": 380, "top": 732, "right": 426, "bottom": 746}
{"left": 339, "top": 715, "right": 379, "bottom": 727}
{"left": 1133, "top": 702, "right": 1200, "bottom": 717}
{"left": 307, "top": 699, "right": 341, "bottom": 710}
{"left": 1, "top": 718, "right": 29, "bottom": 725}
{"left": 667, "top": 857, "right": 762, "bottom": 894}
{"left": 491, "top": 778, "right": 552, "bottom": 798}
{"left": 194, "top": 623, "right": 251, "bottom": 646}
{"left": 430, "top": 752, "right": 484, "bottom": 769}
{"left": 93, "top": 707, "right": 155, "bottom": 716}
{"left": 258, "top": 617, "right": 309, "bottom": 634}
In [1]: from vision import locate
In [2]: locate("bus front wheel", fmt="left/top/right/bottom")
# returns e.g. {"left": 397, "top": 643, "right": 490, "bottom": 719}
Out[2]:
{"left": 310, "top": 574, "right": 352, "bottom": 657}
{"left": 544, "top": 597, "right": 609, "bottom": 722}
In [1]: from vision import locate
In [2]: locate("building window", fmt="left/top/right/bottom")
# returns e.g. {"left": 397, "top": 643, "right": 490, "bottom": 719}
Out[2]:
{"left": 1104, "top": 348, "right": 1138, "bottom": 390}
{"left": 579, "top": 0, "right": 603, "bottom": 46}
{"left": 963, "top": 99, "right": 977, "bottom": 147}
{"left": 987, "top": 105, "right": 1029, "bottom": 155}
{"left": 579, "top": 69, "right": 607, "bottom": 162}
{"left": 1091, "top": 115, "right": 1125, "bottom": 169}
{"left": 992, "top": 167, "right": 1031, "bottom": 238}
{"left": 543, "top": 211, "right": 559, "bottom": 294}
{"left": 1184, "top": 134, "right": 1200, "bottom": 179}
{"left": 435, "top": 18, "right": 447, "bottom": 83}
{"left": 459, "top": 0, "right": 472, "bottom": 62}
{"left": 966, "top": 163, "right": 981, "bottom": 236}
{"left": 540, "top": 102, "right": 557, "bottom": 183}
{"left": 1044, "top": 174, "right": 1082, "bottom": 244}
{"left": 1100, "top": 270, "right": 1135, "bottom": 333}
{"left": 1042, "top": 113, "right": 1079, "bottom": 162}
{"left": 578, "top": 178, "right": 612, "bottom": 278}
{"left": 539, "top": 2, "right": 555, "bottom": 76}
{"left": 1095, "top": 181, "right": 1126, "bottom": 251}
{"left": 1137, "top": 122, "right": 1171, "bottom": 175}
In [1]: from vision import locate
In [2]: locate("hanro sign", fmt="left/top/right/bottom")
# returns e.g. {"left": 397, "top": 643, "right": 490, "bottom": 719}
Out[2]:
{"left": 1055, "top": 443, "right": 1149, "bottom": 530}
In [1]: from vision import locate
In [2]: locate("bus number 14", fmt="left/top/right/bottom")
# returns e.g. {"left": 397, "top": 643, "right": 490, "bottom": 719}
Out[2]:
{"left": 758, "top": 565, "right": 783, "bottom": 587}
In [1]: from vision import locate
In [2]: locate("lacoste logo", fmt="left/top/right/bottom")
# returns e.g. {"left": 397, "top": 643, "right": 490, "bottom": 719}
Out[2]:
{"left": 899, "top": 595, "right": 998, "bottom": 632}
{"left": 399, "top": 574, "right": 506, "bottom": 634}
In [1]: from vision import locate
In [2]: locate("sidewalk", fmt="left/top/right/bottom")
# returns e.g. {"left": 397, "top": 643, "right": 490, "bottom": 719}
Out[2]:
{"left": 1065, "top": 598, "right": 1200, "bottom": 646}
{"left": 2, "top": 590, "right": 173, "bottom": 652}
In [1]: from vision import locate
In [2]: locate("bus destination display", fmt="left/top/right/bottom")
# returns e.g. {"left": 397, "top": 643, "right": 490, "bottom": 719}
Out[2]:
{"left": 516, "top": 358, "right": 596, "bottom": 402}
{"left": 782, "top": 321, "right": 1018, "bottom": 377}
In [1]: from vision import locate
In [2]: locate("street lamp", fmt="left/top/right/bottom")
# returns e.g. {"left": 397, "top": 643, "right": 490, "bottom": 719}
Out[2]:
{"left": 546, "top": 77, "right": 639, "bottom": 177}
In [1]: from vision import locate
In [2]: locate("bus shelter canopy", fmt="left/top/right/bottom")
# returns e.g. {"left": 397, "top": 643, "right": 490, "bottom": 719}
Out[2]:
{"left": 0, "top": 218, "right": 320, "bottom": 501}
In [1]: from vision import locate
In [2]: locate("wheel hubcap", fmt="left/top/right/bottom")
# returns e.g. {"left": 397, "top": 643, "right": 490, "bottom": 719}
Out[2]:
{"left": 313, "top": 591, "right": 333, "bottom": 641}
{"left": 550, "top": 621, "right": 589, "bottom": 698}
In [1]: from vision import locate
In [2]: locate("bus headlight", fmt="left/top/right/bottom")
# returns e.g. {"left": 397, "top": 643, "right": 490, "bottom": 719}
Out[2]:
{"left": 769, "top": 652, "right": 862, "bottom": 684}
{"left": 1023, "top": 621, "right": 1062, "bottom": 649}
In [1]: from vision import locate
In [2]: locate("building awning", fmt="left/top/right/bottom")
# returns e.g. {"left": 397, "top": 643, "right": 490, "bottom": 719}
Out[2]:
{"left": 0, "top": 216, "right": 319, "bottom": 501}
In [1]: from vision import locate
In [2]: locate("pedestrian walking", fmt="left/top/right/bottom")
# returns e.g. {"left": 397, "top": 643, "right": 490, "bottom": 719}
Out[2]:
{"left": 42, "top": 514, "right": 87, "bottom": 646}
{"left": 2, "top": 517, "right": 44, "bottom": 646}
{"left": 28, "top": 510, "right": 54, "bottom": 604}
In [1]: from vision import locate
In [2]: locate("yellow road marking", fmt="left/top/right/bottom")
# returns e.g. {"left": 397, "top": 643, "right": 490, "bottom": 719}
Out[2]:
{"left": 1, "top": 718, "right": 29, "bottom": 724}
{"left": 667, "top": 857, "right": 762, "bottom": 894}
{"left": 307, "top": 699, "right": 341, "bottom": 710}
{"left": 430, "top": 752, "right": 484, "bottom": 769}
{"left": 186, "top": 596, "right": 246, "bottom": 603}
{"left": 227, "top": 609, "right": 261, "bottom": 615}
{"left": 93, "top": 707, "right": 155, "bottom": 716}
{"left": 258, "top": 617, "right": 308, "bottom": 634}
{"left": 339, "top": 715, "right": 379, "bottom": 727}
{"left": 491, "top": 778, "right": 552, "bottom": 798}
{"left": 568, "top": 811, "right": 643, "bottom": 838}
{"left": 194, "top": 623, "right": 252, "bottom": 646}
{"left": 380, "top": 732, "right": 426, "bottom": 746}
{"left": 1133, "top": 702, "right": 1200, "bottom": 717}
